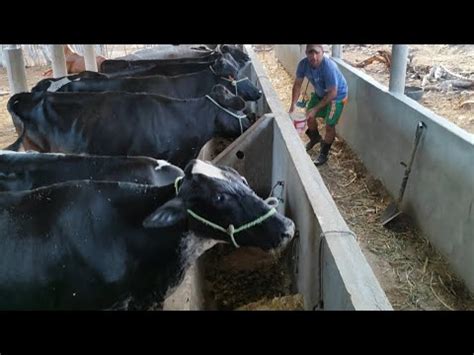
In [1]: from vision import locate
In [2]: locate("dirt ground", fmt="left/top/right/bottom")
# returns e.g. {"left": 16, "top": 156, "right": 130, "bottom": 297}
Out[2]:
{"left": 255, "top": 47, "right": 474, "bottom": 310}
{"left": 342, "top": 45, "right": 474, "bottom": 134}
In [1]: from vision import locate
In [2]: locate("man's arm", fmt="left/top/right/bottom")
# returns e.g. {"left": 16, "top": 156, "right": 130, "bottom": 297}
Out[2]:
{"left": 306, "top": 86, "right": 337, "bottom": 120}
{"left": 289, "top": 77, "right": 304, "bottom": 113}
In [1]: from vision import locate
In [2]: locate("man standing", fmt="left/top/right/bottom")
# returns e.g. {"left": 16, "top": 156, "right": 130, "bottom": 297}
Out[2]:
{"left": 289, "top": 44, "right": 348, "bottom": 166}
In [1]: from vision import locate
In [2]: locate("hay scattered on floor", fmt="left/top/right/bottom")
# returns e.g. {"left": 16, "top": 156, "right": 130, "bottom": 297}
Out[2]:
{"left": 203, "top": 244, "right": 296, "bottom": 310}
{"left": 255, "top": 47, "right": 474, "bottom": 310}
{"left": 237, "top": 294, "right": 304, "bottom": 310}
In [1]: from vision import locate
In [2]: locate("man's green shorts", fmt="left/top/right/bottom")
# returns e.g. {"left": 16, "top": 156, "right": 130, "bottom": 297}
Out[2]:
{"left": 306, "top": 93, "right": 348, "bottom": 127}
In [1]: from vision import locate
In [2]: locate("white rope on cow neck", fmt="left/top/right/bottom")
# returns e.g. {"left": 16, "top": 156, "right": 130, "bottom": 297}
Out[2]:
{"left": 219, "top": 76, "right": 250, "bottom": 96}
{"left": 174, "top": 176, "right": 278, "bottom": 248}
{"left": 208, "top": 65, "right": 250, "bottom": 96}
{"left": 205, "top": 95, "right": 247, "bottom": 135}
{"left": 209, "top": 65, "right": 218, "bottom": 75}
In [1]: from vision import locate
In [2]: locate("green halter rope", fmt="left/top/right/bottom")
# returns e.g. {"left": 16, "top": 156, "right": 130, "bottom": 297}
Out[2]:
{"left": 174, "top": 176, "right": 278, "bottom": 248}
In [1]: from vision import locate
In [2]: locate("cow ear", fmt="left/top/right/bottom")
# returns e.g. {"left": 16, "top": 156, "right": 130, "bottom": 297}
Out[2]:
{"left": 211, "top": 85, "right": 227, "bottom": 105}
{"left": 211, "top": 85, "right": 245, "bottom": 111}
{"left": 220, "top": 44, "right": 229, "bottom": 53}
{"left": 143, "top": 198, "right": 187, "bottom": 229}
{"left": 225, "top": 96, "right": 246, "bottom": 111}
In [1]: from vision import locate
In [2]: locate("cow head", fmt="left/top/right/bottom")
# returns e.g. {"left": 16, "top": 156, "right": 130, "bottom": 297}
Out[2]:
{"left": 207, "top": 85, "right": 251, "bottom": 137}
{"left": 143, "top": 159, "right": 295, "bottom": 252}
{"left": 7, "top": 92, "right": 42, "bottom": 136}
{"left": 209, "top": 84, "right": 245, "bottom": 110}
{"left": 210, "top": 53, "right": 240, "bottom": 79}
{"left": 210, "top": 51, "right": 261, "bottom": 102}
{"left": 218, "top": 74, "right": 262, "bottom": 102}
{"left": 218, "top": 45, "right": 250, "bottom": 68}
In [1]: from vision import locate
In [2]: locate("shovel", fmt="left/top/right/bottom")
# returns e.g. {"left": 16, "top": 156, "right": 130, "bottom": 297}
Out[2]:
{"left": 381, "top": 121, "right": 426, "bottom": 226}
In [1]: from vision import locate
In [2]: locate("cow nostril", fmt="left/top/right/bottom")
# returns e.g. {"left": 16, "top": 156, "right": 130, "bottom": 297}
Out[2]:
{"left": 283, "top": 232, "right": 293, "bottom": 240}
{"left": 285, "top": 222, "right": 296, "bottom": 240}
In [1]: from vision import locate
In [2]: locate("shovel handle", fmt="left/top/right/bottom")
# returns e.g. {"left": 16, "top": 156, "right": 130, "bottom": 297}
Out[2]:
{"left": 397, "top": 122, "right": 426, "bottom": 203}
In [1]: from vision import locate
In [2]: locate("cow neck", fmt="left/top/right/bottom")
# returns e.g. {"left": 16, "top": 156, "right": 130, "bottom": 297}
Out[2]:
{"left": 174, "top": 176, "right": 279, "bottom": 248}
{"left": 204, "top": 95, "right": 246, "bottom": 135}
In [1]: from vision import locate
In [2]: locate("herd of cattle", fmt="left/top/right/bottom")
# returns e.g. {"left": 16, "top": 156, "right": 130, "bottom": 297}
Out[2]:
{"left": 0, "top": 45, "right": 295, "bottom": 310}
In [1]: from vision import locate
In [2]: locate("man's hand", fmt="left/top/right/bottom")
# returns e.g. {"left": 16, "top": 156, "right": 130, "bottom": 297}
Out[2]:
{"left": 306, "top": 107, "right": 317, "bottom": 121}
{"left": 290, "top": 77, "right": 304, "bottom": 114}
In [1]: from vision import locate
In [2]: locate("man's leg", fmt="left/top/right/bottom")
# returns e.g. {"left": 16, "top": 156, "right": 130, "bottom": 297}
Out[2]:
{"left": 305, "top": 93, "right": 322, "bottom": 151}
{"left": 305, "top": 117, "right": 322, "bottom": 151}
{"left": 314, "top": 125, "right": 335, "bottom": 166}
{"left": 314, "top": 99, "right": 346, "bottom": 166}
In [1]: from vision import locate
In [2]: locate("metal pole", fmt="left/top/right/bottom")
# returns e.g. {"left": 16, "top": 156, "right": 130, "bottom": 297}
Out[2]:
{"left": 389, "top": 45, "right": 409, "bottom": 94}
{"left": 332, "top": 45, "right": 342, "bottom": 59}
{"left": 50, "top": 45, "right": 67, "bottom": 78}
{"left": 83, "top": 45, "right": 98, "bottom": 72}
{"left": 4, "top": 46, "right": 28, "bottom": 94}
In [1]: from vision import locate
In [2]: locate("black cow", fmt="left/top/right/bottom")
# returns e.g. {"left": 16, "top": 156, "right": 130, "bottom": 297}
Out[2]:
{"left": 116, "top": 45, "right": 249, "bottom": 65}
{"left": 100, "top": 48, "right": 249, "bottom": 78}
{"left": 101, "top": 60, "right": 213, "bottom": 78}
{"left": 31, "top": 56, "right": 262, "bottom": 102}
{"left": 100, "top": 52, "right": 220, "bottom": 77}
{"left": 0, "top": 151, "right": 183, "bottom": 192}
{"left": 7, "top": 85, "right": 251, "bottom": 168}
{"left": 0, "top": 159, "right": 295, "bottom": 310}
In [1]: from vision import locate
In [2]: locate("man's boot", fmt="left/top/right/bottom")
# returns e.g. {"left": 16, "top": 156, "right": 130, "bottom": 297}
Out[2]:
{"left": 314, "top": 141, "right": 332, "bottom": 166}
{"left": 305, "top": 129, "right": 321, "bottom": 151}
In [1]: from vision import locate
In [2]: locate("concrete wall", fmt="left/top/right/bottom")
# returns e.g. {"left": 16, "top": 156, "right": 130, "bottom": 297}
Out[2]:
{"left": 274, "top": 45, "right": 305, "bottom": 77}
{"left": 274, "top": 45, "right": 474, "bottom": 293}
{"left": 163, "top": 263, "right": 205, "bottom": 310}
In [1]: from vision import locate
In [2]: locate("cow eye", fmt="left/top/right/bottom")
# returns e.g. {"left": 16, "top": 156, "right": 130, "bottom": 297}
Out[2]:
{"left": 214, "top": 193, "right": 226, "bottom": 203}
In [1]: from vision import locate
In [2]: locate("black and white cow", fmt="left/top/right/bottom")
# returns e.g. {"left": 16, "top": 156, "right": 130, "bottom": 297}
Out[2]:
{"left": 7, "top": 85, "right": 251, "bottom": 168}
{"left": 0, "top": 151, "right": 183, "bottom": 192}
{"left": 31, "top": 55, "right": 261, "bottom": 102}
{"left": 0, "top": 159, "right": 295, "bottom": 310}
